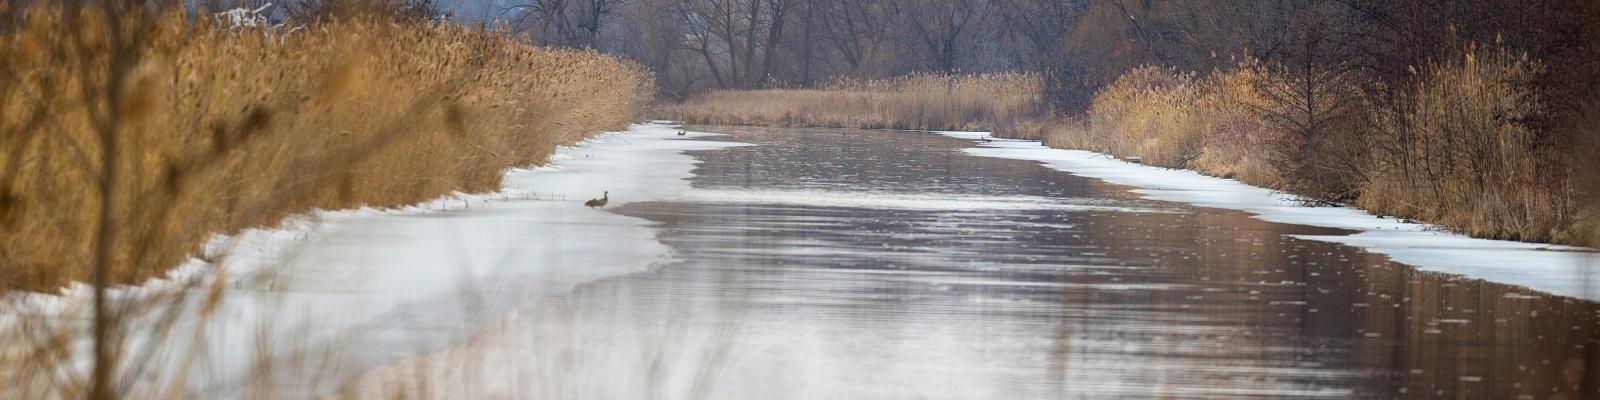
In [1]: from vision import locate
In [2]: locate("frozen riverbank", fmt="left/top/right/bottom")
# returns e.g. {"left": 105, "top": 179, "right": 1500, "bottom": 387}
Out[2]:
{"left": 937, "top": 131, "right": 1600, "bottom": 301}
{"left": 1, "top": 123, "right": 740, "bottom": 398}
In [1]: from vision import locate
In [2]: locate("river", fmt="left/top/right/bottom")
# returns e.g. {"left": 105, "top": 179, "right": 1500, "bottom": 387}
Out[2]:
{"left": 348, "top": 125, "right": 1600, "bottom": 399}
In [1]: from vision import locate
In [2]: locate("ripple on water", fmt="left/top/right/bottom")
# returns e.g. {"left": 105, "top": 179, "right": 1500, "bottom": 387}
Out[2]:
{"left": 668, "top": 188, "right": 1180, "bottom": 214}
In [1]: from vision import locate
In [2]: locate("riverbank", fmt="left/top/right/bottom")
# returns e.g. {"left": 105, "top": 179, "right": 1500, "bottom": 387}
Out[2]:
{"left": 939, "top": 131, "right": 1600, "bottom": 301}
{"left": 342, "top": 125, "right": 1599, "bottom": 399}
{"left": 661, "top": 49, "right": 1598, "bottom": 251}
{"left": 0, "top": 8, "right": 651, "bottom": 292}
{"left": 2, "top": 124, "right": 741, "bottom": 398}
{"left": 1037, "top": 52, "right": 1598, "bottom": 250}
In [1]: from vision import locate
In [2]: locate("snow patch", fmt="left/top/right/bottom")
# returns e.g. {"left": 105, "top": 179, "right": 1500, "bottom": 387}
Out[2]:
{"left": 2, "top": 123, "right": 743, "bottom": 398}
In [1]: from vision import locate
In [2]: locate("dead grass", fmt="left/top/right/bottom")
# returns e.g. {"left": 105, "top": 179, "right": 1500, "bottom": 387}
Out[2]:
{"left": 1045, "top": 64, "right": 1280, "bottom": 187}
{"left": 1359, "top": 44, "right": 1574, "bottom": 243}
{"left": 0, "top": 7, "right": 651, "bottom": 292}
{"left": 658, "top": 73, "right": 1044, "bottom": 133}
{"left": 1042, "top": 45, "right": 1597, "bottom": 247}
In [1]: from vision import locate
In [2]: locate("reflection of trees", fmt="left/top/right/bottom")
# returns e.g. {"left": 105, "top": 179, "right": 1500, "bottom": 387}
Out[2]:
{"left": 1356, "top": 264, "right": 1597, "bottom": 398}
{"left": 1075, "top": 204, "right": 1599, "bottom": 398}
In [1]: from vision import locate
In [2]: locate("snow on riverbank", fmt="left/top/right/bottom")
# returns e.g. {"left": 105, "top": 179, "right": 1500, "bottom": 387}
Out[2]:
{"left": 1, "top": 123, "right": 740, "bottom": 398}
{"left": 936, "top": 131, "right": 1600, "bottom": 301}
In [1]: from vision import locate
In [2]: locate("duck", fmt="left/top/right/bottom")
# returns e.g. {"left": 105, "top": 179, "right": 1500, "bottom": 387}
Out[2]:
{"left": 584, "top": 191, "right": 609, "bottom": 208}
{"left": 677, "top": 130, "right": 687, "bottom": 136}
{"left": 980, "top": 135, "right": 993, "bottom": 143}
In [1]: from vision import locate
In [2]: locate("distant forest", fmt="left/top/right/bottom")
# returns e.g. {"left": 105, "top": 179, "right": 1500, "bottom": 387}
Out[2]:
{"left": 407, "top": 0, "right": 1600, "bottom": 113}
{"left": 6, "top": 0, "right": 1594, "bottom": 111}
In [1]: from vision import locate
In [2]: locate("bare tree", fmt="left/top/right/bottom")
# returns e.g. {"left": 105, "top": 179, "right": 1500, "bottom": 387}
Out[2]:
{"left": 995, "top": 0, "right": 1086, "bottom": 67}
{"left": 1253, "top": 6, "right": 1368, "bottom": 202}
{"left": 815, "top": 0, "right": 894, "bottom": 76}
{"left": 506, "top": 0, "right": 617, "bottom": 48}
{"left": 285, "top": 0, "right": 440, "bottom": 21}
{"left": 677, "top": 0, "right": 775, "bottom": 88}
{"left": 892, "top": 0, "right": 994, "bottom": 72}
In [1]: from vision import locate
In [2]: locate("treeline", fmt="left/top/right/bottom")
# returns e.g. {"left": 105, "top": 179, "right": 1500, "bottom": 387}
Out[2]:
{"left": 585, "top": 0, "right": 1599, "bottom": 247}
{"left": 486, "top": 0, "right": 1600, "bottom": 107}
{"left": 148, "top": 0, "right": 1062, "bottom": 101}
{"left": 153, "top": 1, "right": 1600, "bottom": 109}
{"left": 497, "top": 0, "right": 1090, "bottom": 99}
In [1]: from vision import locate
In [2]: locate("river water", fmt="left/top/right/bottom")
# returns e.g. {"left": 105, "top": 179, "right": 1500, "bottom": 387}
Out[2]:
{"left": 364, "top": 126, "right": 1600, "bottom": 399}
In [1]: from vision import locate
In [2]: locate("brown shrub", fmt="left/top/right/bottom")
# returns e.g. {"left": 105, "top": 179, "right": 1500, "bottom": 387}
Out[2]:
{"left": 0, "top": 7, "right": 651, "bottom": 291}
{"left": 1252, "top": 61, "right": 1369, "bottom": 203}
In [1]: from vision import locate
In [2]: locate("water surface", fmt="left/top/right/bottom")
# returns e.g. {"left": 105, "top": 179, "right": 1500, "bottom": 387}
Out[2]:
{"left": 487, "top": 126, "right": 1600, "bottom": 399}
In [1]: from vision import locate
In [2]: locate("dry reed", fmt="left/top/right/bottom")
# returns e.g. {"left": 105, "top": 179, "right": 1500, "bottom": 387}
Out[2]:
{"left": 658, "top": 73, "right": 1044, "bottom": 133}
{"left": 0, "top": 7, "right": 652, "bottom": 292}
{"left": 1042, "top": 45, "right": 1596, "bottom": 247}
{"left": 1045, "top": 64, "right": 1280, "bottom": 187}
{"left": 1359, "top": 44, "right": 1573, "bottom": 243}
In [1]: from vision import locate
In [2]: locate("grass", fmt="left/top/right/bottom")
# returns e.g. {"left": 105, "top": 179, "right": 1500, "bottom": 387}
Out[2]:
{"left": 0, "top": 7, "right": 652, "bottom": 293}
{"left": 658, "top": 73, "right": 1045, "bottom": 135}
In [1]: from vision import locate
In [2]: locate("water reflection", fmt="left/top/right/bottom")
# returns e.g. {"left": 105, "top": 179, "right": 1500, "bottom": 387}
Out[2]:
{"left": 397, "top": 126, "right": 1598, "bottom": 399}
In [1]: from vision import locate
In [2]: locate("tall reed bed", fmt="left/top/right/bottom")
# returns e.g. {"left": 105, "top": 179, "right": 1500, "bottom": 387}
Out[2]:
{"left": 1043, "top": 45, "right": 1596, "bottom": 247}
{"left": 0, "top": 7, "right": 651, "bottom": 292}
{"left": 659, "top": 73, "right": 1044, "bottom": 134}
{"left": 1044, "top": 64, "right": 1279, "bottom": 187}
{"left": 1358, "top": 45, "right": 1571, "bottom": 243}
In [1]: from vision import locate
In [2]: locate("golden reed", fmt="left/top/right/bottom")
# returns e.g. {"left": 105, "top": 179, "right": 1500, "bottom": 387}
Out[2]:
{"left": 660, "top": 73, "right": 1044, "bottom": 134}
{"left": 0, "top": 6, "right": 651, "bottom": 292}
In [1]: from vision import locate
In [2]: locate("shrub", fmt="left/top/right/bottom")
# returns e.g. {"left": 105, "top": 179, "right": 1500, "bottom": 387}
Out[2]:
{"left": 1252, "top": 61, "right": 1369, "bottom": 203}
